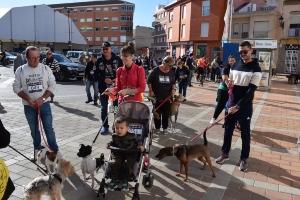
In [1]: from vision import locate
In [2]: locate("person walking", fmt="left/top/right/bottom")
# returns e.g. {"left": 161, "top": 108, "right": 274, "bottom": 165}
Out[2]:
{"left": 103, "top": 42, "right": 146, "bottom": 103}
{"left": 1, "top": 50, "right": 7, "bottom": 66}
{"left": 79, "top": 52, "right": 87, "bottom": 66}
{"left": 196, "top": 54, "right": 207, "bottom": 86}
{"left": 211, "top": 56, "right": 222, "bottom": 83}
{"left": 210, "top": 54, "right": 236, "bottom": 124}
{"left": 84, "top": 54, "right": 99, "bottom": 105}
{"left": 147, "top": 56, "right": 176, "bottom": 135}
{"left": 175, "top": 59, "right": 189, "bottom": 101}
{"left": 96, "top": 42, "right": 123, "bottom": 134}
{"left": 215, "top": 41, "right": 262, "bottom": 171}
{"left": 135, "top": 56, "right": 143, "bottom": 66}
{"left": 42, "top": 50, "right": 59, "bottom": 103}
{"left": 142, "top": 56, "right": 150, "bottom": 77}
{"left": 13, "top": 52, "right": 24, "bottom": 73}
{"left": 186, "top": 53, "right": 195, "bottom": 87}
{"left": 13, "top": 46, "right": 60, "bottom": 160}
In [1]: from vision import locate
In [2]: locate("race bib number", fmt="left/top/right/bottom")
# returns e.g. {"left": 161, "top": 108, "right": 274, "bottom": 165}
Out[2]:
{"left": 90, "top": 70, "right": 94, "bottom": 75}
{"left": 129, "top": 125, "right": 143, "bottom": 138}
{"left": 28, "top": 83, "right": 43, "bottom": 93}
{"left": 159, "top": 75, "right": 170, "bottom": 83}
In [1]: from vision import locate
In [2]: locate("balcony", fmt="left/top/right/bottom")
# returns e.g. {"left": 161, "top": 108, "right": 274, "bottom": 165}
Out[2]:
{"left": 241, "top": 32, "right": 249, "bottom": 38}
{"left": 288, "top": 28, "right": 300, "bottom": 37}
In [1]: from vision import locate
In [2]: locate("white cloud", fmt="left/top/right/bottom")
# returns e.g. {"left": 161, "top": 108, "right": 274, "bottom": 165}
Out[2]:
{"left": 0, "top": 8, "right": 11, "bottom": 18}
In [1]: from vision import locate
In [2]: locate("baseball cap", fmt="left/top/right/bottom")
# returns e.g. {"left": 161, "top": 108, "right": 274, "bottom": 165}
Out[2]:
{"left": 102, "top": 42, "right": 111, "bottom": 48}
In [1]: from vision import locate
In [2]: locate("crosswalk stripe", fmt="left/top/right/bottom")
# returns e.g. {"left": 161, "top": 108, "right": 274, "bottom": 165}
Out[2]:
{"left": 0, "top": 78, "right": 14, "bottom": 88}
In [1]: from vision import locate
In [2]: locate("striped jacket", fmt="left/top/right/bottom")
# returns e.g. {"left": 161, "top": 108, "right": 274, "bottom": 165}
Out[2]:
{"left": 42, "top": 58, "right": 59, "bottom": 71}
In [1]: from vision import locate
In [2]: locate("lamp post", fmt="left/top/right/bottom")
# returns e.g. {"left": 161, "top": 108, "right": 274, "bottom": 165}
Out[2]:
{"left": 64, "top": 7, "right": 73, "bottom": 50}
{"left": 279, "top": 16, "right": 284, "bottom": 30}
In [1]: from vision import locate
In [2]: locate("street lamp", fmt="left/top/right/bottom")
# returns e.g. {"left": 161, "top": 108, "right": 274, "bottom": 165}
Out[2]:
{"left": 64, "top": 7, "right": 73, "bottom": 50}
{"left": 279, "top": 16, "right": 284, "bottom": 29}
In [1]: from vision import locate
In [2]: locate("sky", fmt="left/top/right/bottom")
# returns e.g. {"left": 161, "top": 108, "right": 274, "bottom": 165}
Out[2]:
{"left": 0, "top": 0, "right": 175, "bottom": 27}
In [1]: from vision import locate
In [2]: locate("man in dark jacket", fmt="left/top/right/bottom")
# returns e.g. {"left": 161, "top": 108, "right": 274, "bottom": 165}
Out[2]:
{"left": 84, "top": 54, "right": 99, "bottom": 105}
{"left": 13, "top": 52, "right": 24, "bottom": 73}
{"left": 215, "top": 41, "right": 262, "bottom": 172}
{"left": 95, "top": 42, "right": 123, "bottom": 134}
{"left": 186, "top": 53, "right": 195, "bottom": 87}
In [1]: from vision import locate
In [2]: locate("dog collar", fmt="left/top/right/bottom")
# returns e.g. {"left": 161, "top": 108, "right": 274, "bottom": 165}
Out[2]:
{"left": 51, "top": 173, "right": 62, "bottom": 184}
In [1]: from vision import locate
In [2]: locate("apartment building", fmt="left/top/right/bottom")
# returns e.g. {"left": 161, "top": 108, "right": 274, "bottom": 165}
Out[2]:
{"left": 49, "top": 0, "right": 134, "bottom": 53}
{"left": 164, "top": 0, "right": 227, "bottom": 61}
{"left": 133, "top": 26, "right": 154, "bottom": 56}
{"left": 151, "top": 5, "right": 169, "bottom": 58}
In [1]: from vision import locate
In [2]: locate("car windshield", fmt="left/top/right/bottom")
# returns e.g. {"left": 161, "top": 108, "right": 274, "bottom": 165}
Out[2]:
{"left": 68, "top": 52, "right": 80, "bottom": 58}
{"left": 5, "top": 53, "right": 12, "bottom": 56}
{"left": 53, "top": 54, "right": 72, "bottom": 63}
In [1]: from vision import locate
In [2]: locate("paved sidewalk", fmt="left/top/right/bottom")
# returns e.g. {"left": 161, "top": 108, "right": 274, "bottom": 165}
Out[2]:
{"left": 1, "top": 76, "right": 300, "bottom": 200}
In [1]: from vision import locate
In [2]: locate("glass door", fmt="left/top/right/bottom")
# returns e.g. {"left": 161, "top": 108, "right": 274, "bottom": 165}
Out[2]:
{"left": 284, "top": 50, "right": 299, "bottom": 74}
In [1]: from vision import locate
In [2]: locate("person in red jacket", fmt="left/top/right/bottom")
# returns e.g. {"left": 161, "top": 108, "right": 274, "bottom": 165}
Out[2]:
{"left": 102, "top": 42, "right": 146, "bottom": 103}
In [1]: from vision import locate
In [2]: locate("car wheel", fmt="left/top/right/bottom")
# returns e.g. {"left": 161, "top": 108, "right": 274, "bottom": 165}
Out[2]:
{"left": 57, "top": 70, "right": 67, "bottom": 82}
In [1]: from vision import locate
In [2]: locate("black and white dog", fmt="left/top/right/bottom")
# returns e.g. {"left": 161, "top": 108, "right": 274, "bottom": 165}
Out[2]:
{"left": 77, "top": 144, "right": 105, "bottom": 188}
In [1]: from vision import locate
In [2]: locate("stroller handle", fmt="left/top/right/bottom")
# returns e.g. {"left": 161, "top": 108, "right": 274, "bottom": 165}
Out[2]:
{"left": 109, "top": 146, "right": 142, "bottom": 153}
{"left": 147, "top": 96, "right": 156, "bottom": 104}
{"left": 122, "top": 94, "right": 135, "bottom": 103}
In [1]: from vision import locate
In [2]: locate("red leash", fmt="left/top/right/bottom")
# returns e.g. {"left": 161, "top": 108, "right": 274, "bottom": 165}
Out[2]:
{"left": 190, "top": 114, "right": 230, "bottom": 142}
{"left": 154, "top": 98, "right": 171, "bottom": 111}
{"left": 35, "top": 103, "right": 53, "bottom": 151}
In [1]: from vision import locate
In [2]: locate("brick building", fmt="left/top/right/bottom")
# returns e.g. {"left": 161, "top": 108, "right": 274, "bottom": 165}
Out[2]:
{"left": 133, "top": 26, "right": 154, "bottom": 56}
{"left": 49, "top": 0, "right": 134, "bottom": 54}
{"left": 164, "top": 0, "right": 227, "bottom": 61}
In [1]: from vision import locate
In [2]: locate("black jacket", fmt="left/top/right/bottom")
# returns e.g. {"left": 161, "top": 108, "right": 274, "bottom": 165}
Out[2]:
{"left": 95, "top": 52, "right": 123, "bottom": 93}
{"left": 0, "top": 119, "right": 10, "bottom": 148}
{"left": 85, "top": 61, "right": 99, "bottom": 81}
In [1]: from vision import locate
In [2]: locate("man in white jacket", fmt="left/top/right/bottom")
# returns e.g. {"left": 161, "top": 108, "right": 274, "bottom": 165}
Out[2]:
{"left": 13, "top": 46, "right": 59, "bottom": 160}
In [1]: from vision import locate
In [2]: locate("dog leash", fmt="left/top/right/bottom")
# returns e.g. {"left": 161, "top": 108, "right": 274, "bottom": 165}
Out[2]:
{"left": 190, "top": 114, "right": 230, "bottom": 142}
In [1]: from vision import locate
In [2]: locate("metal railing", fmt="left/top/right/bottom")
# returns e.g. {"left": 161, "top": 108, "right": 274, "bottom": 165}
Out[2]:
{"left": 241, "top": 32, "right": 249, "bottom": 38}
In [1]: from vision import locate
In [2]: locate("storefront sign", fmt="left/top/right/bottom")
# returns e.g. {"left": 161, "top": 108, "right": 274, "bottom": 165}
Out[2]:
{"left": 247, "top": 40, "right": 277, "bottom": 49}
{"left": 285, "top": 45, "right": 300, "bottom": 50}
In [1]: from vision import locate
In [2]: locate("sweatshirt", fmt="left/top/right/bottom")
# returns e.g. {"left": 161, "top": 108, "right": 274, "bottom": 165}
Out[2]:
{"left": 114, "top": 62, "right": 146, "bottom": 103}
{"left": 175, "top": 66, "right": 190, "bottom": 83}
{"left": 13, "top": 63, "right": 56, "bottom": 105}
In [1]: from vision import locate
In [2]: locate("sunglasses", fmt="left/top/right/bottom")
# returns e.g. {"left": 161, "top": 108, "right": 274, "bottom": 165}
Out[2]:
{"left": 47, "top": 53, "right": 52, "bottom": 55}
{"left": 102, "top": 47, "right": 109, "bottom": 51}
{"left": 238, "top": 50, "right": 250, "bottom": 55}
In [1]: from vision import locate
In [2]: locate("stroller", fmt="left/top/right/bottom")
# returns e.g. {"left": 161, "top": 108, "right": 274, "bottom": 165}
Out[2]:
{"left": 97, "top": 98, "right": 155, "bottom": 200}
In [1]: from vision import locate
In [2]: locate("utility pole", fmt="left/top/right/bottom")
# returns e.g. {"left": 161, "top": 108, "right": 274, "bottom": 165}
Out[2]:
{"left": 64, "top": 7, "right": 73, "bottom": 50}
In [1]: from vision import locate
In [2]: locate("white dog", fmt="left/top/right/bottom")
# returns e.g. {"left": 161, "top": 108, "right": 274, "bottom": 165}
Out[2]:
{"left": 37, "top": 149, "right": 61, "bottom": 173}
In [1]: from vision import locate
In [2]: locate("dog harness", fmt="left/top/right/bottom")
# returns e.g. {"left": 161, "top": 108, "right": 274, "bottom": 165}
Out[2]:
{"left": 48, "top": 173, "right": 62, "bottom": 189}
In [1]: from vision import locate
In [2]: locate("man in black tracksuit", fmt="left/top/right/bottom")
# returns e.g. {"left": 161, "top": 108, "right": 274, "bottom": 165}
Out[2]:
{"left": 215, "top": 41, "right": 262, "bottom": 171}
{"left": 95, "top": 42, "right": 123, "bottom": 134}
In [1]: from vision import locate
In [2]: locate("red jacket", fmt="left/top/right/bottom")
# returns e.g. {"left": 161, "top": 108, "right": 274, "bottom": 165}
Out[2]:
{"left": 114, "top": 62, "right": 146, "bottom": 103}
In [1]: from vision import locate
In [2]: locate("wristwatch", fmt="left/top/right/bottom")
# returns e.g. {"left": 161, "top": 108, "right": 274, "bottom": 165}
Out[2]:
{"left": 42, "top": 97, "right": 46, "bottom": 101}
{"left": 235, "top": 105, "right": 240, "bottom": 109}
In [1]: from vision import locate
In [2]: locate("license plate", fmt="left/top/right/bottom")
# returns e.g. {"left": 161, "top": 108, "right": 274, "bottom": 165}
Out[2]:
{"left": 79, "top": 73, "right": 84, "bottom": 75}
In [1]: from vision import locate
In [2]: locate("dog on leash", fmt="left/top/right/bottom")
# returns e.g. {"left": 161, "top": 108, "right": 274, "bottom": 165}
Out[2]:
{"left": 155, "top": 131, "right": 216, "bottom": 181}
{"left": 36, "top": 149, "right": 60, "bottom": 173}
{"left": 23, "top": 158, "right": 75, "bottom": 200}
{"left": 169, "top": 94, "right": 184, "bottom": 132}
{"left": 77, "top": 144, "right": 105, "bottom": 188}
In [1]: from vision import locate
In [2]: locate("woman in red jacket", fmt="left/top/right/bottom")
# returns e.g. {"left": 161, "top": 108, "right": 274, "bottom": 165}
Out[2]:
{"left": 103, "top": 42, "right": 146, "bottom": 103}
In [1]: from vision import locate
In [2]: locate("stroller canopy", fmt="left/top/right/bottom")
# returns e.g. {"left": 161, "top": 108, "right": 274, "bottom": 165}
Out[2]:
{"left": 115, "top": 102, "right": 150, "bottom": 120}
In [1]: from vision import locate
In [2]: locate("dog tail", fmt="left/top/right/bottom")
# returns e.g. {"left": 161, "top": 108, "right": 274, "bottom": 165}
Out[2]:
{"left": 203, "top": 131, "right": 207, "bottom": 146}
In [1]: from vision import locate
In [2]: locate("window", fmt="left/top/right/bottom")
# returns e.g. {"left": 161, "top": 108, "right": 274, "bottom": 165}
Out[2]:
{"left": 121, "top": 5, "right": 127, "bottom": 11}
{"left": 201, "top": 22, "right": 209, "bottom": 37}
{"left": 253, "top": 21, "right": 269, "bottom": 38}
{"left": 202, "top": 1, "right": 210, "bottom": 16}
{"left": 168, "top": 27, "right": 172, "bottom": 39}
{"left": 103, "top": 27, "right": 108, "bottom": 31}
{"left": 120, "top": 26, "right": 133, "bottom": 32}
{"left": 164, "top": 36, "right": 166, "bottom": 42}
{"left": 164, "top": 24, "right": 166, "bottom": 30}
{"left": 96, "top": 8, "right": 101, "bottom": 12}
{"left": 181, "top": 24, "right": 186, "bottom": 38}
{"left": 87, "top": 8, "right": 93, "bottom": 12}
{"left": 96, "top": 18, "right": 101, "bottom": 22}
{"left": 111, "top": 27, "right": 118, "bottom": 31}
{"left": 127, "top": 5, "right": 133, "bottom": 12}
{"left": 164, "top": 12, "right": 167, "bottom": 17}
{"left": 104, "top": 17, "right": 109, "bottom": 21}
{"left": 80, "top": 9, "right": 84, "bottom": 13}
{"left": 86, "top": 27, "right": 93, "bottom": 32}
{"left": 80, "top": 18, "right": 85, "bottom": 22}
{"left": 96, "top": 27, "right": 100, "bottom": 31}
{"left": 111, "top": 37, "right": 118, "bottom": 41}
{"left": 233, "top": 23, "right": 239, "bottom": 35}
{"left": 158, "top": 14, "right": 160, "bottom": 19}
{"left": 182, "top": 5, "right": 186, "bottom": 19}
{"left": 86, "top": 37, "right": 92, "bottom": 41}
{"left": 103, "top": 37, "right": 108, "bottom": 41}
{"left": 86, "top": 18, "right": 93, "bottom": 22}
{"left": 169, "top": 11, "right": 173, "bottom": 22}
{"left": 112, "top": 17, "right": 118, "bottom": 21}
{"left": 96, "top": 37, "right": 100, "bottom": 41}
{"left": 80, "top": 28, "right": 86, "bottom": 32}
{"left": 127, "top": 16, "right": 133, "bottom": 21}
{"left": 73, "top": 9, "right": 78, "bottom": 13}
{"left": 73, "top": 18, "right": 78, "bottom": 23}
{"left": 160, "top": 37, "right": 162, "bottom": 42}
{"left": 112, "top": 7, "right": 118, "bottom": 11}
{"left": 104, "top": 7, "right": 109, "bottom": 12}
{"left": 242, "top": 23, "right": 249, "bottom": 38}
{"left": 158, "top": 26, "right": 160, "bottom": 31}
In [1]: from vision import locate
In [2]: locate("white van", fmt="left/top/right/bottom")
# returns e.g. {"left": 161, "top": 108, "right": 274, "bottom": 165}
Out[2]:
{"left": 67, "top": 51, "right": 84, "bottom": 63}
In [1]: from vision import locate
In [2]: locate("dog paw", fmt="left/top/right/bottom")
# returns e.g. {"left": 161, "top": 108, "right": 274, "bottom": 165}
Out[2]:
{"left": 175, "top": 173, "right": 180, "bottom": 176}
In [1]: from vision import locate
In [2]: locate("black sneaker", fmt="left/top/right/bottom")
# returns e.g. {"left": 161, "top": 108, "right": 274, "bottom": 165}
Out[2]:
{"left": 94, "top": 102, "right": 98, "bottom": 105}
{"left": 108, "top": 179, "right": 117, "bottom": 191}
{"left": 215, "top": 153, "right": 229, "bottom": 164}
{"left": 85, "top": 99, "right": 93, "bottom": 103}
{"left": 122, "top": 179, "right": 129, "bottom": 191}
{"left": 239, "top": 159, "right": 248, "bottom": 171}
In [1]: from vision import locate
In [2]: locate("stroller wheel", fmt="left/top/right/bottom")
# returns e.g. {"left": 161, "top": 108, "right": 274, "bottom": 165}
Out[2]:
{"left": 142, "top": 173, "right": 154, "bottom": 188}
{"left": 132, "top": 183, "right": 140, "bottom": 200}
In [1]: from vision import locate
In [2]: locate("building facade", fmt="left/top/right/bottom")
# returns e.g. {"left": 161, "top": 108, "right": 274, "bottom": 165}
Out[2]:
{"left": 49, "top": 0, "right": 135, "bottom": 54}
{"left": 164, "top": 0, "right": 227, "bottom": 61}
{"left": 151, "top": 5, "right": 169, "bottom": 59}
{"left": 133, "top": 26, "right": 154, "bottom": 56}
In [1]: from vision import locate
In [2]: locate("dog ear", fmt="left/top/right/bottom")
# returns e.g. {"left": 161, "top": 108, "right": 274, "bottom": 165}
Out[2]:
{"left": 100, "top": 153, "right": 104, "bottom": 160}
{"left": 46, "top": 151, "right": 50, "bottom": 155}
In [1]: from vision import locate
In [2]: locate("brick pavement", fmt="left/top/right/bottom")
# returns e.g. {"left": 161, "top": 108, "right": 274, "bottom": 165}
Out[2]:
{"left": 1, "top": 76, "right": 300, "bottom": 200}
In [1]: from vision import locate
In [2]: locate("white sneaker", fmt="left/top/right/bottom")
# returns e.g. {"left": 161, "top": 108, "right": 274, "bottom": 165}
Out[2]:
{"left": 210, "top": 118, "right": 215, "bottom": 124}
{"left": 30, "top": 150, "right": 39, "bottom": 161}
{"left": 163, "top": 129, "right": 168, "bottom": 135}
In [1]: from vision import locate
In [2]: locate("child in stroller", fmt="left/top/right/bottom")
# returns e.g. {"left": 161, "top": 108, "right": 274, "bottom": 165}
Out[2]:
{"left": 106, "top": 116, "right": 145, "bottom": 191}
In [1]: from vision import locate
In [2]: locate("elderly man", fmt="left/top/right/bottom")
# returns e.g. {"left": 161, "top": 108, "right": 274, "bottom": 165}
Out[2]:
{"left": 42, "top": 50, "right": 59, "bottom": 103}
{"left": 13, "top": 46, "right": 59, "bottom": 160}
{"left": 95, "top": 42, "right": 123, "bottom": 134}
{"left": 13, "top": 52, "right": 24, "bottom": 74}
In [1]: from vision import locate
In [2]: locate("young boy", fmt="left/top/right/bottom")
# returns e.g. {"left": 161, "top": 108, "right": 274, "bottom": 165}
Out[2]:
{"left": 106, "top": 117, "right": 144, "bottom": 191}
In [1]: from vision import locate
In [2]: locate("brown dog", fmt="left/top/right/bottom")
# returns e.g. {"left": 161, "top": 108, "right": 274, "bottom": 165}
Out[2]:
{"left": 155, "top": 131, "right": 216, "bottom": 181}
{"left": 169, "top": 94, "right": 183, "bottom": 131}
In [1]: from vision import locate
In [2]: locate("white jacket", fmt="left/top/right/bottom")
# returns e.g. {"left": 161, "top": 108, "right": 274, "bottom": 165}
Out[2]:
{"left": 13, "top": 63, "right": 56, "bottom": 105}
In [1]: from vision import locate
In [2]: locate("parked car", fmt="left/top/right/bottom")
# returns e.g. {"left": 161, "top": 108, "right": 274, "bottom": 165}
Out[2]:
{"left": 3, "top": 52, "right": 16, "bottom": 64}
{"left": 9, "top": 52, "right": 18, "bottom": 56}
{"left": 66, "top": 51, "right": 83, "bottom": 63}
{"left": 39, "top": 52, "right": 86, "bottom": 81}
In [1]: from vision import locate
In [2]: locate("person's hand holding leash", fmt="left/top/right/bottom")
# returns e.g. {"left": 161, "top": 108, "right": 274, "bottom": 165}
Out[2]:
{"left": 149, "top": 90, "right": 155, "bottom": 97}
{"left": 139, "top": 146, "right": 145, "bottom": 152}
{"left": 102, "top": 88, "right": 114, "bottom": 95}
{"left": 228, "top": 106, "right": 239, "bottom": 114}
{"left": 118, "top": 89, "right": 128, "bottom": 96}
{"left": 27, "top": 98, "right": 35, "bottom": 108}
{"left": 35, "top": 97, "right": 44, "bottom": 107}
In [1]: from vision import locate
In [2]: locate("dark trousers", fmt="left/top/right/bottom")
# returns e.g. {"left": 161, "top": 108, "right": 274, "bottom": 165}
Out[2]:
{"left": 154, "top": 100, "right": 171, "bottom": 129}
{"left": 213, "top": 89, "right": 228, "bottom": 119}
{"left": 178, "top": 81, "right": 188, "bottom": 97}
{"left": 222, "top": 103, "right": 253, "bottom": 160}
{"left": 100, "top": 94, "right": 109, "bottom": 128}
{"left": 110, "top": 155, "right": 136, "bottom": 180}
{"left": 211, "top": 68, "right": 216, "bottom": 81}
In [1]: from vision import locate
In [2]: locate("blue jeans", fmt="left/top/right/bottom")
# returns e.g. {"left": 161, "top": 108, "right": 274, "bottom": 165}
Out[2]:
{"left": 222, "top": 103, "right": 252, "bottom": 160}
{"left": 178, "top": 81, "right": 188, "bottom": 97}
{"left": 86, "top": 80, "right": 99, "bottom": 102}
{"left": 24, "top": 102, "right": 59, "bottom": 151}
